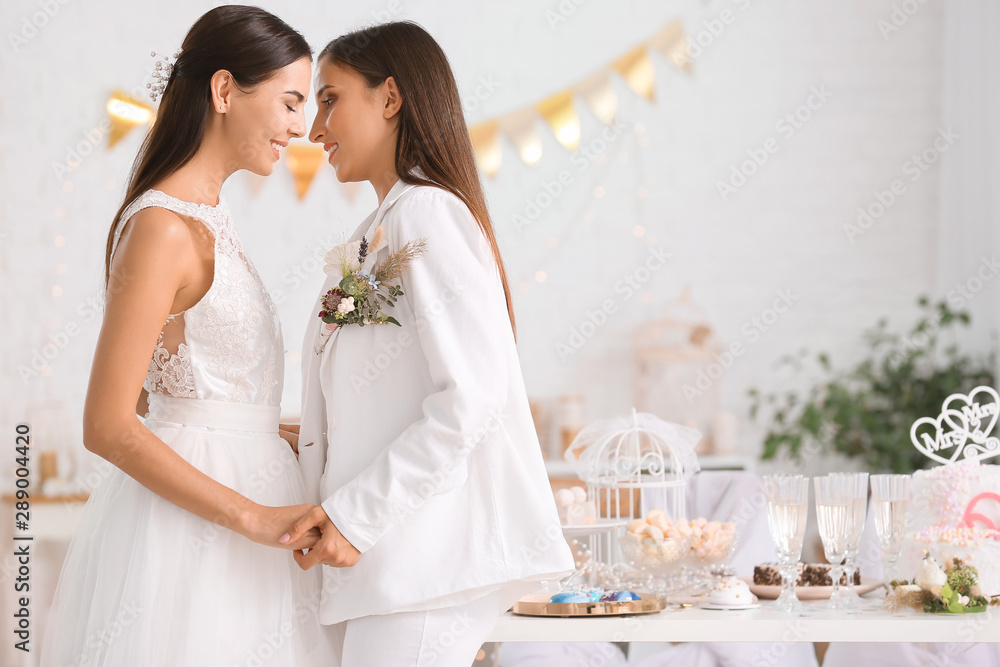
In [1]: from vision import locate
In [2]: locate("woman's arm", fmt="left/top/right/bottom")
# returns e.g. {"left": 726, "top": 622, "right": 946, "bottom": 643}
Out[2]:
{"left": 85, "top": 208, "right": 317, "bottom": 549}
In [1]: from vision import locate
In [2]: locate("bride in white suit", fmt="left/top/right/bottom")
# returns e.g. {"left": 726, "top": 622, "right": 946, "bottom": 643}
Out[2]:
{"left": 280, "top": 21, "right": 575, "bottom": 666}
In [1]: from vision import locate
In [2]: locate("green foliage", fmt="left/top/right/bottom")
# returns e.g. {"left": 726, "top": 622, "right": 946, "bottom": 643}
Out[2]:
{"left": 946, "top": 559, "right": 979, "bottom": 596}
{"left": 749, "top": 297, "right": 996, "bottom": 473}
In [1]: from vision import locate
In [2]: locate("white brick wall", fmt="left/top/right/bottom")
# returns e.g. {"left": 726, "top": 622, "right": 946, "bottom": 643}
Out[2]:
{"left": 1, "top": 0, "right": 983, "bottom": 477}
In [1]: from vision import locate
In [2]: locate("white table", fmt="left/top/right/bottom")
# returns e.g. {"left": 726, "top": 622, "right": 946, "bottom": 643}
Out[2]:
{"left": 489, "top": 600, "right": 1000, "bottom": 643}
{"left": 544, "top": 455, "right": 753, "bottom": 479}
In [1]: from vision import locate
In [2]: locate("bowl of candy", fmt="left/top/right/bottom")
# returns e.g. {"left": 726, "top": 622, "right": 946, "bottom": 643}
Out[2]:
{"left": 685, "top": 518, "right": 738, "bottom": 593}
{"left": 619, "top": 510, "right": 691, "bottom": 591}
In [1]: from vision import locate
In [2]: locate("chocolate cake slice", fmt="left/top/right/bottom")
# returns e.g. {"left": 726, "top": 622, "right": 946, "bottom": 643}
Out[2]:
{"left": 754, "top": 563, "right": 860, "bottom": 586}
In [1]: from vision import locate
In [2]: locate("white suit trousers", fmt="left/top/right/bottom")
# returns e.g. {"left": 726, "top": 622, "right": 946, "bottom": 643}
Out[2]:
{"left": 325, "top": 589, "right": 504, "bottom": 666}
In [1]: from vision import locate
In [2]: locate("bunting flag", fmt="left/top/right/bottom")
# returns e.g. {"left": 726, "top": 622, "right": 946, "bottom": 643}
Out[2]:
{"left": 106, "top": 90, "right": 155, "bottom": 148}
{"left": 576, "top": 71, "right": 618, "bottom": 125}
{"left": 104, "top": 19, "right": 691, "bottom": 193}
{"left": 469, "top": 120, "right": 502, "bottom": 177}
{"left": 536, "top": 90, "right": 581, "bottom": 152}
{"left": 499, "top": 108, "right": 543, "bottom": 167}
{"left": 285, "top": 144, "right": 325, "bottom": 200}
{"left": 649, "top": 19, "right": 692, "bottom": 75}
{"left": 612, "top": 45, "right": 656, "bottom": 102}
{"left": 467, "top": 19, "right": 691, "bottom": 174}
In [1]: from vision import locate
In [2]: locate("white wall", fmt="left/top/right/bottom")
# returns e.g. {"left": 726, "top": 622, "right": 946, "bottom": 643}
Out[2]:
{"left": 2, "top": 0, "right": 987, "bottom": 472}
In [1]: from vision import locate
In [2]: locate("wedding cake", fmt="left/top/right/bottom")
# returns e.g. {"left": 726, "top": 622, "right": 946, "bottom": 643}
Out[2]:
{"left": 899, "top": 386, "right": 1000, "bottom": 596}
{"left": 899, "top": 462, "right": 1000, "bottom": 596}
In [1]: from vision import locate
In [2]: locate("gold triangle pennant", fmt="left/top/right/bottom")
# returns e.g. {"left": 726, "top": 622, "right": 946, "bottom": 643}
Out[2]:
{"left": 649, "top": 19, "right": 692, "bottom": 75}
{"left": 285, "top": 144, "right": 325, "bottom": 200}
{"left": 536, "top": 90, "right": 581, "bottom": 152}
{"left": 469, "top": 120, "right": 502, "bottom": 177}
{"left": 106, "top": 90, "right": 154, "bottom": 148}
{"left": 612, "top": 46, "right": 656, "bottom": 102}
{"left": 576, "top": 70, "right": 618, "bottom": 125}
{"left": 499, "top": 109, "right": 543, "bottom": 167}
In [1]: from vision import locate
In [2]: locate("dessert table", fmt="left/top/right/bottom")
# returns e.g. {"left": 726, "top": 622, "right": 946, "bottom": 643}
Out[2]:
{"left": 488, "top": 598, "right": 1000, "bottom": 643}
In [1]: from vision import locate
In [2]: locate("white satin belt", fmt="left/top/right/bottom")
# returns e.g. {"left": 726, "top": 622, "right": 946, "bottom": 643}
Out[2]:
{"left": 146, "top": 394, "right": 280, "bottom": 434}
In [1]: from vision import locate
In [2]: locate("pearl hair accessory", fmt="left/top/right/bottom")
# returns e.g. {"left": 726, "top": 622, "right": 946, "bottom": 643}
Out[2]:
{"left": 147, "top": 49, "right": 181, "bottom": 103}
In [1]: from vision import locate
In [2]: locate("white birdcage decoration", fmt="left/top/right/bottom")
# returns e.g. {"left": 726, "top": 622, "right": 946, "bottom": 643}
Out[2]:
{"left": 563, "top": 409, "right": 702, "bottom": 592}
{"left": 566, "top": 408, "right": 701, "bottom": 522}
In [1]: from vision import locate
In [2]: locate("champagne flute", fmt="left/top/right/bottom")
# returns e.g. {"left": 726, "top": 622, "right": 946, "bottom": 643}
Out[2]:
{"left": 870, "top": 474, "right": 911, "bottom": 585}
{"left": 832, "top": 472, "right": 868, "bottom": 609}
{"left": 815, "top": 475, "right": 852, "bottom": 610}
{"left": 763, "top": 474, "right": 809, "bottom": 613}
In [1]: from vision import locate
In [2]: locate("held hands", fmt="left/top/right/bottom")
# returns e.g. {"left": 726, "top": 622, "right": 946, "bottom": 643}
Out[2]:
{"left": 280, "top": 505, "right": 361, "bottom": 570}
{"left": 242, "top": 503, "right": 322, "bottom": 551}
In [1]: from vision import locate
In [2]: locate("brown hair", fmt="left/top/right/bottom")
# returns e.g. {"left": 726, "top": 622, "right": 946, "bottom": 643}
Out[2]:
{"left": 104, "top": 5, "right": 311, "bottom": 285}
{"left": 319, "top": 22, "right": 516, "bottom": 338}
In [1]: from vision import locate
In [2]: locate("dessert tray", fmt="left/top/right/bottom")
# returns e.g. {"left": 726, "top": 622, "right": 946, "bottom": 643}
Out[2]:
{"left": 746, "top": 577, "right": 883, "bottom": 600}
{"left": 512, "top": 593, "right": 666, "bottom": 617}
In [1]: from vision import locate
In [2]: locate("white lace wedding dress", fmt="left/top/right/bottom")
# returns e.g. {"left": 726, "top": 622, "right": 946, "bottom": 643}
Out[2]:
{"left": 40, "top": 190, "right": 332, "bottom": 666}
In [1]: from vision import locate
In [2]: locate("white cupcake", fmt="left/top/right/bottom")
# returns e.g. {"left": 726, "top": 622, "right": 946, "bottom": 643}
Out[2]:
{"left": 708, "top": 576, "right": 754, "bottom": 606}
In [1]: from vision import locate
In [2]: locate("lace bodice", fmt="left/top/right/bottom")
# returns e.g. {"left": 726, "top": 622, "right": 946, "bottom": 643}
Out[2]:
{"left": 110, "top": 189, "right": 283, "bottom": 408}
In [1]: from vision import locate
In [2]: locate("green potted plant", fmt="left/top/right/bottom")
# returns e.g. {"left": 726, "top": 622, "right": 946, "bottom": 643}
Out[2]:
{"left": 749, "top": 297, "right": 996, "bottom": 473}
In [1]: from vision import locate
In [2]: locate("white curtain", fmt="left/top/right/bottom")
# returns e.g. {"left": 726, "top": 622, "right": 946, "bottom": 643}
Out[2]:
{"left": 935, "top": 0, "right": 1000, "bottom": 378}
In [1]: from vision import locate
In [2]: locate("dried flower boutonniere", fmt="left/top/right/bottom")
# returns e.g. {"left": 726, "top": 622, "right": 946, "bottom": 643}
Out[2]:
{"left": 315, "top": 226, "right": 427, "bottom": 354}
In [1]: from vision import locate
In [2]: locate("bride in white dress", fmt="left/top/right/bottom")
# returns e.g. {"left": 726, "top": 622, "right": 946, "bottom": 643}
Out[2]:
{"left": 40, "top": 7, "right": 333, "bottom": 666}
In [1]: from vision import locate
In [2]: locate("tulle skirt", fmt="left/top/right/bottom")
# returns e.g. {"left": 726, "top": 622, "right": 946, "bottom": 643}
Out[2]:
{"left": 40, "top": 395, "right": 335, "bottom": 667}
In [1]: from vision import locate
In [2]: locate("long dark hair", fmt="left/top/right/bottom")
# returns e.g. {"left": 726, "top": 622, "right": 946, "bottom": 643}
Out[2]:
{"left": 319, "top": 22, "right": 517, "bottom": 338}
{"left": 104, "top": 5, "right": 311, "bottom": 285}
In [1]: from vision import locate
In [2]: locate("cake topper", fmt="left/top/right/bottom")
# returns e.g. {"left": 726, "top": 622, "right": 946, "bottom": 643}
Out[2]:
{"left": 910, "top": 385, "right": 1000, "bottom": 466}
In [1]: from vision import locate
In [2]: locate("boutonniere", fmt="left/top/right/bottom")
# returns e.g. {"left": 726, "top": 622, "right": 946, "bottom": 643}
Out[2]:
{"left": 314, "top": 226, "right": 427, "bottom": 354}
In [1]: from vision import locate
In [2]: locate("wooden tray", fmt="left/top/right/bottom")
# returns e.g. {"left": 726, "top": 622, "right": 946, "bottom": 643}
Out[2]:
{"left": 512, "top": 593, "right": 666, "bottom": 617}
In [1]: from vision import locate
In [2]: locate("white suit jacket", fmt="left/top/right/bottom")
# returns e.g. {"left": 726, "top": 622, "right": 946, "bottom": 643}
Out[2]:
{"left": 298, "top": 177, "right": 575, "bottom": 625}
